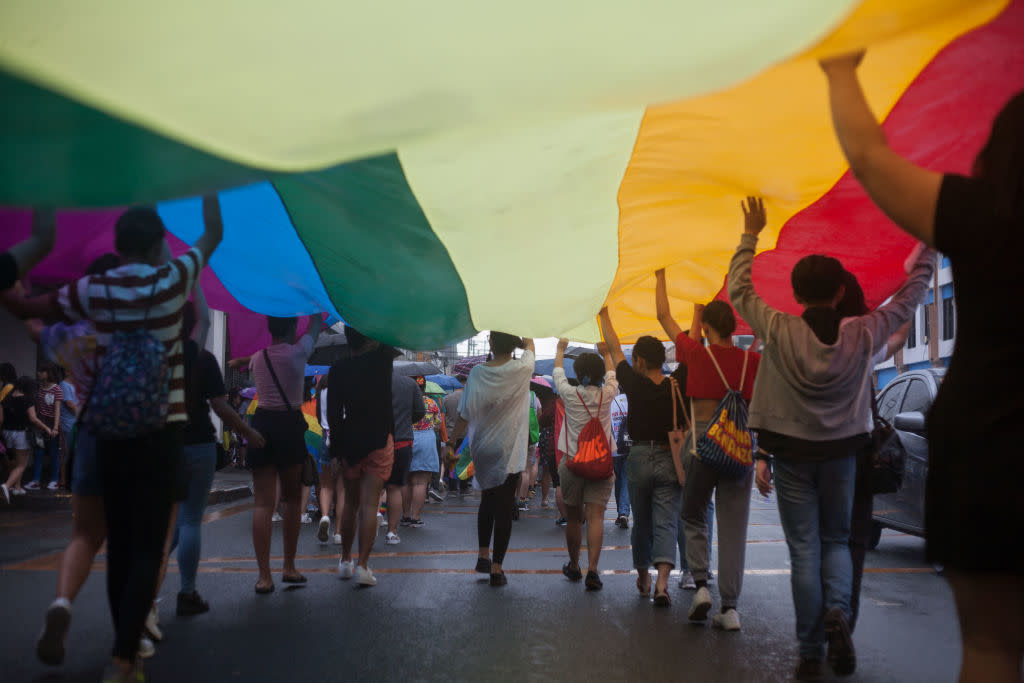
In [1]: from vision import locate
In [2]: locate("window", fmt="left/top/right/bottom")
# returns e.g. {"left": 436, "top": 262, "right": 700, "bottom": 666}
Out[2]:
{"left": 901, "top": 379, "right": 932, "bottom": 415}
{"left": 877, "top": 381, "right": 906, "bottom": 422}
{"left": 905, "top": 311, "right": 918, "bottom": 349}
{"left": 942, "top": 297, "right": 956, "bottom": 340}
{"left": 922, "top": 305, "right": 931, "bottom": 345}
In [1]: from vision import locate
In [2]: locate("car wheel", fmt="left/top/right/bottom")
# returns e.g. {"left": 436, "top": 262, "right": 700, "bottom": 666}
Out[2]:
{"left": 868, "top": 521, "right": 883, "bottom": 550}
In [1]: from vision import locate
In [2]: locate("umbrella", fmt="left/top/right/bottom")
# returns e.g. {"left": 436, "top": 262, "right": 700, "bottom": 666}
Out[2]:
{"left": 240, "top": 387, "right": 257, "bottom": 399}
{"left": 393, "top": 360, "right": 442, "bottom": 377}
{"left": 423, "top": 381, "right": 445, "bottom": 396}
{"left": 530, "top": 375, "right": 556, "bottom": 398}
{"left": 451, "top": 355, "right": 489, "bottom": 376}
{"left": 305, "top": 364, "right": 330, "bottom": 377}
{"left": 425, "top": 374, "right": 463, "bottom": 391}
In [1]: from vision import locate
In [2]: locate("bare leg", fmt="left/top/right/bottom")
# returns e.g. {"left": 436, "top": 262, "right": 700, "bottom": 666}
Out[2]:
{"left": 358, "top": 476, "right": 385, "bottom": 568}
{"left": 318, "top": 465, "right": 336, "bottom": 520}
{"left": 556, "top": 486, "right": 568, "bottom": 520}
{"left": 4, "top": 449, "right": 30, "bottom": 490}
{"left": 340, "top": 476, "right": 361, "bottom": 562}
{"left": 300, "top": 484, "right": 311, "bottom": 518}
{"left": 517, "top": 470, "right": 530, "bottom": 501}
{"left": 251, "top": 466, "right": 277, "bottom": 590}
{"left": 56, "top": 495, "right": 106, "bottom": 600}
{"left": 386, "top": 485, "right": 404, "bottom": 533}
{"left": 541, "top": 470, "right": 551, "bottom": 506}
{"left": 654, "top": 562, "right": 672, "bottom": 596}
{"left": 585, "top": 502, "right": 605, "bottom": 572}
{"left": 408, "top": 472, "right": 430, "bottom": 520}
{"left": 279, "top": 465, "right": 304, "bottom": 580}
{"left": 402, "top": 482, "right": 413, "bottom": 519}
{"left": 948, "top": 570, "right": 1024, "bottom": 683}
{"left": 565, "top": 504, "right": 583, "bottom": 570}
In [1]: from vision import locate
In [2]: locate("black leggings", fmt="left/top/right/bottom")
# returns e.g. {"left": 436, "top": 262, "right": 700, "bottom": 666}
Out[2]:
{"left": 849, "top": 445, "right": 874, "bottom": 632}
{"left": 98, "top": 427, "right": 181, "bottom": 661}
{"left": 477, "top": 473, "right": 521, "bottom": 565}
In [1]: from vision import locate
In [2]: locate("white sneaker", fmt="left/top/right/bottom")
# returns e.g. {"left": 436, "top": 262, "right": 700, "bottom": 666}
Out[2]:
{"left": 377, "top": 512, "right": 387, "bottom": 528}
{"left": 300, "top": 513, "right": 312, "bottom": 524}
{"left": 712, "top": 608, "right": 741, "bottom": 631}
{"left": 688, "top": 586, "right": 713, "bottom": 622}
{"left": 1, "top": 483, "right": 9, "bottom": 504}
{"left": 355, "top": 565, "right": 377, "bottom": 587}
{"left": 678, "top": 570, "right": 696, "bottom": 590}
{"left": 144, "top": 604, "right": 162, "bottom": 641}
{"left": 332, "top": 533, "right": 342, "bottom": 545}
{"left": 338, "top": 559, "right": 355, "bottom": 580}
{"left": 316, "top": 515, "right": 330, "bottom": 544}
{"left": 385, "top": 531, "right": 400, "bottom": 545}
{"left": 36, "top": 598, "right": 72, "bottom": 666}
{"left": 47, "top": 481, "right": 60, "bottom": 490}
{"left": 137, "top": 636, "right": 155, "bottom": 659}
{"left": 271, "top": 512, "right": 283, "bottom": 522}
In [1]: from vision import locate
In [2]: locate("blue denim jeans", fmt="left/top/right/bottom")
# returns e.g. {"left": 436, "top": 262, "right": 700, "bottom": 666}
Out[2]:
{"left": 626, "top": 443, "right": 681, "bottom": 569}
{"left": 33, "top": 434, "right": 60, "bottom": 484}
{"left": 774, "top": 454, "right": 856, "bottom": 658}
{"left": 171, "top": 443, "right": 218, "bottom": 594}
{"left": 612, "top": 455, "right": 630, "bottom": 518}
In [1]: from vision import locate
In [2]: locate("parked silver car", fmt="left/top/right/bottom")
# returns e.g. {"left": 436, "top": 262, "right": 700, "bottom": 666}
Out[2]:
{"left": 869, "top": 367, "right": 945, "bottom": 549}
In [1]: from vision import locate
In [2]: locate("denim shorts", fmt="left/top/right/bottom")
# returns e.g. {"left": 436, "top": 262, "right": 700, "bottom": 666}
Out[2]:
{"left": 71, "top": 429, "right": 102, "bottom": 497}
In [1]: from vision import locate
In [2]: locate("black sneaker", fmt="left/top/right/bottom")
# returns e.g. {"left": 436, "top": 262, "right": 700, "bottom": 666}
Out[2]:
{"left": 475, "top": 557, "right": 492, "bottom": 574}
{"left": 176, "top": 591, "right": 210, "bottom": 617}
{"left": 824, "top": 607, "right": 856, "bottom": 676}
{"left": 489, "top": 572, "right": 507, "bottom": 587}
{"left": 555, "top": 517, "right": 567, "bottom": 528}
{"left": 408, "top": 519, "right": 424, "bottom": 528}
{"left": 562, "top": 563, "right": 583, "bottom": 582}
{"left": 585, "top": 571, "right": 604, "bottom": 591}
{"left": 400, "top": 516, "right": 412, "bottom": 527}
{"left": 615, "top": 515, "right": 629, "bottom": 529}
{"left": 795, "top": 657, "right": 824, "bottom": 681}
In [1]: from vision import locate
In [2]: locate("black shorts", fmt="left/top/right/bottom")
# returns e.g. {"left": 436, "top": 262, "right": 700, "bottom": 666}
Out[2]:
{"left": 386, "top": 444, "right": 413, "bottom": 487}
{"left": 247, "top": 409, "right": 307, "bottom": 471}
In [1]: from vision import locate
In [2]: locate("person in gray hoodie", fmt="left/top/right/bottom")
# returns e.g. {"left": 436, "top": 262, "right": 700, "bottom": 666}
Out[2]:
{"left": 728, "top": 196, "right": 934, "bottom": 680}
{"left": 384, "top": 371, "right": 426, "bottom": 544}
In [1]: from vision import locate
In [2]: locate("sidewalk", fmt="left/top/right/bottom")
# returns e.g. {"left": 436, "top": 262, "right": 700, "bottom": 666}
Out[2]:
{"left": 3, "top": 467, "right": 253, "bottom": 511}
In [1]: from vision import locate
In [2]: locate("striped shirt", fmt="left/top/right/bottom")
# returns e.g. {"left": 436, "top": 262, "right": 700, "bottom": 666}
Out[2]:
{"left": 54, "top": 248, "right": 204, "bottom": 424}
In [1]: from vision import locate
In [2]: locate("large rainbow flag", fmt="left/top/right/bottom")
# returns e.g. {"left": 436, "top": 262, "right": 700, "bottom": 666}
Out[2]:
{"left": 1, "top": 1, "right": 1021, "bottom": 353}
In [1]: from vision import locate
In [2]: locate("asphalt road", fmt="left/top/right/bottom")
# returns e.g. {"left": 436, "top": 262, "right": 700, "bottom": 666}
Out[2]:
{"left": 0, "top": 484, "right": 961, "bottom": 682}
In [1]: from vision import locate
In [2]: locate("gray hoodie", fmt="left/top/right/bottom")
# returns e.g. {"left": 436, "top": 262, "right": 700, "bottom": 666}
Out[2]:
{"left": 728, "top": 233, "right": 934, "bottom": 446}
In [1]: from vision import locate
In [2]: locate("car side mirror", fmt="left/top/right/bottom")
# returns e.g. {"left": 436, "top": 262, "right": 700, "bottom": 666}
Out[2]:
{"left": 894, "top": 411, "right": 926, "bottom": 434}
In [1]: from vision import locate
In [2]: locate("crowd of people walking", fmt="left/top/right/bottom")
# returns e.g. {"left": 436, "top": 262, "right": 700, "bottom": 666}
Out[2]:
{"left": 0, "top": 52, "right": 1021, "bottom": 682}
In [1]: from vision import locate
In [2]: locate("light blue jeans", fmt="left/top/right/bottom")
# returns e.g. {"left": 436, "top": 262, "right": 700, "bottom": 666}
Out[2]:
{"left": 774, "top": 454, "right": 856, "bottom": 658}
{"left": 612, "top": 455, "right": 630, "bottom": 518}
{"left": 171, "top": 443, "right": 218, "bottom": 594}
{"left": 626, "top": 443, "right": 681, "bottom": 569}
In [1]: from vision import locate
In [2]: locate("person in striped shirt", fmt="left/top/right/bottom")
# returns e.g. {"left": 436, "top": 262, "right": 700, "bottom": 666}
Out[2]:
{"left": 4, "top": 198, "right": 222, "bottom": 682}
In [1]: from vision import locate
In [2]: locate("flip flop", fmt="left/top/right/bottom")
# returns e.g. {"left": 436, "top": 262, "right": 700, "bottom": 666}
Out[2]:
{"left": 254, "top": 583, "right": 275, "bottom": 594}
{"left": 282, "top": 575, "right": 307, "bottom": 584}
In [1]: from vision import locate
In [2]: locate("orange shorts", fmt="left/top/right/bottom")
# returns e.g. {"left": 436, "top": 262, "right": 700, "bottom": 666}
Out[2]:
{"left": 340, "top": 435, "right": 395, "bottom": 482}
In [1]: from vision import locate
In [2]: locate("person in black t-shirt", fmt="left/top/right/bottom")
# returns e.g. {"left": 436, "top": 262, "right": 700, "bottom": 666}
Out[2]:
{"left": 823, "top": 52, "right": 1024, "bottom": 682}
{"left": 598, "top": 307, "right": 687, "bottom": 607}
{"left": 2, "top": 377, "right": 49, "bottom": 502}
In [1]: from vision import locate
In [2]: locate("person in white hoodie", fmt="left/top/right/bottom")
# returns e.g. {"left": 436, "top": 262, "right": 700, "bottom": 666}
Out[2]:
{"left": 728, "top": 197, "right": 934, "bottom": 681}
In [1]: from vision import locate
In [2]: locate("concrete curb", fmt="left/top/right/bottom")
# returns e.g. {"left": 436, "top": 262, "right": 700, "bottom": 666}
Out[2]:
{"left": 5, "top": 484, "right": 253, "bottom": 512}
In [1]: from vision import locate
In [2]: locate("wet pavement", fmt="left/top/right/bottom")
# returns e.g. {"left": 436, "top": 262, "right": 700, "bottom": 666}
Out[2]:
{"left": 0, "top": 482, "right": 961, "bottom": 682}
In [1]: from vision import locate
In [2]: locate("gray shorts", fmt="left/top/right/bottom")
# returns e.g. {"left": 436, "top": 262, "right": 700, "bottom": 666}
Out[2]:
{"left": 558, "top": 460, "right": 613, "bottom": 507}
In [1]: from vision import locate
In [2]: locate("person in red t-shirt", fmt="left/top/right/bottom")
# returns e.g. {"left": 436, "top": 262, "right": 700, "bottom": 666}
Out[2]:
{"left": 655, "top": 268, "right": 760, "bottom": 632}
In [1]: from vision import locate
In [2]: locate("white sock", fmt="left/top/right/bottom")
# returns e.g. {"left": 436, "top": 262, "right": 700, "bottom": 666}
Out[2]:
{"left": 51, "top": 597, "right": 72, "bottom": 612}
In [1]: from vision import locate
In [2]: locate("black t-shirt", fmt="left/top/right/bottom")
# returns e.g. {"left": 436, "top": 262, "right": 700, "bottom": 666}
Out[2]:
{"left": 615, "top": 360, "right": 687, "bottom": 442}
{"left": 328, "top": 345, "right": 396, "bottom": 464}
{"left": 931, "top": 174, "right": 1024, "bottom": 439}
{"left": 182, "top": 339, "right": 228, "bottom": 445}
{"left": 1, "top": 393, "right": 32, "bottom": 431}
{"left": 0, "top": 251, "right": 17, "bottom": 292}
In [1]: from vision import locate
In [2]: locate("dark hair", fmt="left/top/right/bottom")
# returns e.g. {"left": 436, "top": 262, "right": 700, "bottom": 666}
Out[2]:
{"left": 267, "top": 316, "right": 298, "bottom": 341}
{"left": 632, "top": 336, "right": 666, "bottom": 368}
{"left": 114, "top": 207, "right": 166, "bottom": 260}
{"left": 973, "top": 89, "right": 1024, "bottom": 219}
{"left": 344, "top": 325, "right": 370, "bottom": 352}
{"left": 573, "top": 353, "right": 606, "bottom": 388}
{"left": 702, "top": 301, "right": 737, "bottom": 338}
{"left": 15, "top": 376, "right": 37, "bottom": 396}
{"left": 836, "top": 270, "right": 869, "bottom": 318}
{"left": 490, "top": 332, "right": 526, "bottom": 355}
{"left": 791, "top": 255, "right": 845, "bottom": 304}
{"left": 37, "top": 362, "right": 59, "bottom": 383}
{"left": 0, "top": 362, "right": 16, "bottom": 385}
{"left": 455, "top": 374, "right": 467, "bottom": 384}
{"left": 182, "top": 300, "right": 197, "bottom": 340}
{"left": 85, "top": 253, "right": 121, "bottom": 276}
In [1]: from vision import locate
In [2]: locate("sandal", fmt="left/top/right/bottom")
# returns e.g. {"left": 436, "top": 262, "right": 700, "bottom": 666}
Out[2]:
{"left": 653, "top": 590, "right": 671, "bottom": 607}
{"left": 562, "top": 563, "right": 583, "bottom": 582}
{"left": 636, "top": 576, "right": 651, "bottom": 597}
{"left": 254, "top": 583, "right": 275, "bottom": 595}
{"left": 282, "top": 574, "right": 307, "bottom": 584}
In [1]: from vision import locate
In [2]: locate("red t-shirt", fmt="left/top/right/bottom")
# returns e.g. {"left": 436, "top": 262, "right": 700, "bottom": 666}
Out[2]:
{"left": 675, "top": 334, "right": 759, "bottom": 401}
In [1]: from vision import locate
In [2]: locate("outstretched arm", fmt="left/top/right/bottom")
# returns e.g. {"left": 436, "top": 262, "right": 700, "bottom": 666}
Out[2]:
{"left": 689, "top": 304, "right": 705, "bottom": 343}
{"left": 655, "top": 269, "right": 684, "bottom": 341}
{"left": 728, "top": 197, "right": 777, "bottom": 341}
{"left": 820, "top": 53, "right": 941, "bottom": 246}
{"left": 596, "top": 341, "right": 614, "bottom": 372}
{"left": 522, "top": 337, "right": 535, "bottom": 354}
{"left": 194, "top": 195, "right": 226, "bottom": 266}
{"left": 598, "top": 308, "right": 626, "bottom": 366}
{"left": 192, "top": 283, "right": 211, "bottom": 349}
{"left": 554, "top": 338, "right": 568, "bottom": 370}
{"left": 3, "top": 209, "right": 57, "bottom": 290}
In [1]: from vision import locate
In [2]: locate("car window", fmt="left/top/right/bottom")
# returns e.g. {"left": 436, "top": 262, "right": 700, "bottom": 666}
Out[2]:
{"left": 900, "top": 378, "right": 932, "bottom": 415}
{"left": 877, "top": 381, "right": 906, "bottom": 422}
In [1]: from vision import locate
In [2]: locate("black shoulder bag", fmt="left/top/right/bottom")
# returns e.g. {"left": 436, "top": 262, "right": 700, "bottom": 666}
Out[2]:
{"left": 262, "top": 349, "right": 319, "bottom": 488}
